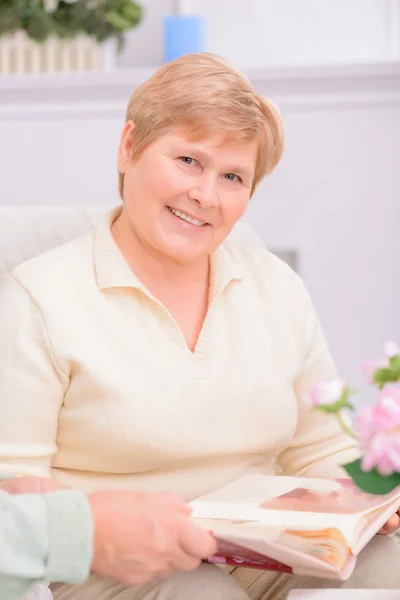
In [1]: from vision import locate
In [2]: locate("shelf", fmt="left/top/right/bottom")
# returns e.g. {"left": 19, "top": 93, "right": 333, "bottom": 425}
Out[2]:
{"left": 1, "top": 62, "right": 400, "bottom": 119}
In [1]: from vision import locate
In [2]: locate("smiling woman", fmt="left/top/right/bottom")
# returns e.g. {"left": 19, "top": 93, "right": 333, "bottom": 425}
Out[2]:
{"left": 1, "top": 52, "right": 400, "bottom": 600}
{"left": 112, "top": 127, "right": 261, "bottom": 274}
{"left": 112, "top": 53, "right": 282, "bottom": 278}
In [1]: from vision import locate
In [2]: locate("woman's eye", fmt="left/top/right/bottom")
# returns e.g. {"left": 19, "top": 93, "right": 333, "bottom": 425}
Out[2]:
{"left": 224, "top": 173, "right": 241, "bottom": 182}
{"left": 180, "top": 156, "right": 194, "bottom": 165}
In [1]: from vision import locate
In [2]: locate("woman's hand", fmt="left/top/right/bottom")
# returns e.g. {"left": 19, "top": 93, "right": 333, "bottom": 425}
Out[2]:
{"left": 379, "top": 509, "right": 400, "bottom": 535}
{"left": 0, "top": 476, "right": 66, "bottom": 494}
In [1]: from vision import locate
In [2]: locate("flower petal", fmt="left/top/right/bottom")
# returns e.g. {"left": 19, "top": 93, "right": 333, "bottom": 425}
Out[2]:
{"left": 384, "top": 340, "right": 400, "bottom": 359}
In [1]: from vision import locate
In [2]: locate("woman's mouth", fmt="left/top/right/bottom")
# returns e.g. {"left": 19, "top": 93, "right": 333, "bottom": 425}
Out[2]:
{"left": 167, "top": 206, "right": 207, "bottom": 227}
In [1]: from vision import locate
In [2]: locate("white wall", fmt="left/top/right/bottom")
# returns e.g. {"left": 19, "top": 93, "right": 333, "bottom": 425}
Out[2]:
{"left": 246, "top": 101, "right": 400, "bottom": 401}
{"left": 119, "top": 0, "right": 400, "bottom": 68}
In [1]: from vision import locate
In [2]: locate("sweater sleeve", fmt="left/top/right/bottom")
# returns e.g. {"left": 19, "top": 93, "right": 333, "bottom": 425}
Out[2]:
{"left": 0, "top": 489, "right": 93, "bottom": 600}
{"left": 0, "top": 274, "right": 68, "bottom": 478}
{"left": 277, "top": 276, "right": 360, "bottom": 478}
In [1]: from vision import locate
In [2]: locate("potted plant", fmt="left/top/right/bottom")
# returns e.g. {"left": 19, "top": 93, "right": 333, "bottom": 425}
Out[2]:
{"left": 0, "top": 0, "right": 142, "bottom": 74}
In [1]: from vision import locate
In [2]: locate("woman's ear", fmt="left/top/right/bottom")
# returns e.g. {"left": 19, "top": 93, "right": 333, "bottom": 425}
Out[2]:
{"left": 118, "top": 120, "right": 135, "bottom": 173}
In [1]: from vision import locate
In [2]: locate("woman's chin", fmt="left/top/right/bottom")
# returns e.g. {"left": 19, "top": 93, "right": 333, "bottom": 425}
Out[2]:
{"left": 154, "top": 229, "right": 212, "bottom": 264}
{"left": 159, "top": 241, "right": 210, "bottom": 265}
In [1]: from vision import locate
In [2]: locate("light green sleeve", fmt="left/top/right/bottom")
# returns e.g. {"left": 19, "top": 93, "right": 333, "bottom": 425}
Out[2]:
{"left": 0, "top": 489, "right": 93, "bottom": 600}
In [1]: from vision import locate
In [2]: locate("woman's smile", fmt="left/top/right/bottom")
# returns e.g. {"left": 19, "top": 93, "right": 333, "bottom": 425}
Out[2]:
{"left": 166, "top": 206, "right": 209, "bottom": 229}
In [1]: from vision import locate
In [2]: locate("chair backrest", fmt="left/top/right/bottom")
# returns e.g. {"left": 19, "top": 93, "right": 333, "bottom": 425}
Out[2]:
{"left": 0, "top": 206, "right": 264, "bottom": 288}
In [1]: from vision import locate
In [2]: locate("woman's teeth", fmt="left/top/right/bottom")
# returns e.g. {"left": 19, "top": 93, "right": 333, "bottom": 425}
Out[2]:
{"left": 168, "top": 207, "right": 206, "bottom": 227}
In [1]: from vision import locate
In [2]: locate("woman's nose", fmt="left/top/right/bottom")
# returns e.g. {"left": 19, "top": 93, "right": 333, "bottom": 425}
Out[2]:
{"left": 188, "top": 175, "right": 218, "bottom": 208}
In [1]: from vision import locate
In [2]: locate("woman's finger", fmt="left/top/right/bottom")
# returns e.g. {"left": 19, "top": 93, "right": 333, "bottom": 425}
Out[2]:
{"left": 378, "top": 514, "right": 400, "bottom": 535}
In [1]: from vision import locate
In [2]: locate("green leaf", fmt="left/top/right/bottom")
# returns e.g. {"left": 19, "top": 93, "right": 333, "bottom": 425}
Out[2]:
{"left": 0, "top": 7, "right": 22, "bottom": 36}
{"left": 315, "top": 401, "right": 350, "bottom": 414}
{"left": 373, "top": 368, "right": 398, "bottom": 389}
{"left": 105, "top": 11, "right": 132, "bottom": 30}
{"left": 344, "top": 459, "right": 400, "bottom": 495}
{"left": 25, "top": 12, "right": 54, "bottom": 42}
{"left": 389, "top": 355, "right": 400, "bottom": 374}
{"left": 121, "top": 2, "right": 142, "bottom": 23}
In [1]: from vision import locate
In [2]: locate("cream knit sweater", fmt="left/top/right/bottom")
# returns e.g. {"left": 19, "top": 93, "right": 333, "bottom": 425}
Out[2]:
{"left": 0, "top": 210, "right": 359, "bottom": 500}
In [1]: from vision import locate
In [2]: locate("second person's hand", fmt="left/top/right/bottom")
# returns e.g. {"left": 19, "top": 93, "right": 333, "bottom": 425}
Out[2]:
{"left": 88, "top": 489, "right": 217, "bottom": 586}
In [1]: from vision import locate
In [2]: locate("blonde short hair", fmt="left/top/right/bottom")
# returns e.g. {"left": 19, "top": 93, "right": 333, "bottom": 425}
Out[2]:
{"left": 119, "top": 52, "right": 284, "bottom": 197}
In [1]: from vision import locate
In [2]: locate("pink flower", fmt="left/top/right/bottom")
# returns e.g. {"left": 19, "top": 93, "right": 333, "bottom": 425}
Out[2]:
{"left": 306, "top": 378, "right": 345, "bottom": 408}
{"left": 354, "top": 385, "right": 400, "bottom": 476}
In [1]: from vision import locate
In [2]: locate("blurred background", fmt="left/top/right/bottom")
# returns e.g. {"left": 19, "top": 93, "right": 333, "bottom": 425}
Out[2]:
{"left": 0, "top": 0, "right": 399, "bottom": 404}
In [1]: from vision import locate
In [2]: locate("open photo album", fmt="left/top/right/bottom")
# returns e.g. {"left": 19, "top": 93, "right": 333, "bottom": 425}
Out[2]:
{"left": 190, "top": 474, "right": 400, "bottom": 580}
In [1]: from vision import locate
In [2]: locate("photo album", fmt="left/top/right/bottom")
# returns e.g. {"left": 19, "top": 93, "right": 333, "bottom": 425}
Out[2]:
{"left": 190, "top": 474, "right": 400, "bottom": 580}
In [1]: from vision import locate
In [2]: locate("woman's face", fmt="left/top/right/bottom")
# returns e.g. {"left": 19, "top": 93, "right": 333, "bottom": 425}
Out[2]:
{"left": 117, "top": 123, "right": 258, "bottom": 264}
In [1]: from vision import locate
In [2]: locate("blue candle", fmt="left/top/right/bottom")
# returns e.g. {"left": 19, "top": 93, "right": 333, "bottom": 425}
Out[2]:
{"left": 163, "top": 1, "right": 205, "bottom": 63}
